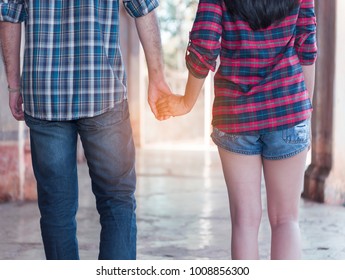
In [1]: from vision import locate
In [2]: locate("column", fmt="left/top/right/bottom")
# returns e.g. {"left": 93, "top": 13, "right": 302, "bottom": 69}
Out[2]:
{"left": 322, "top": 0, "right": 345, "bottom": 204}
{"left": 303, "top": 0, "right": 345, "bottom": 205}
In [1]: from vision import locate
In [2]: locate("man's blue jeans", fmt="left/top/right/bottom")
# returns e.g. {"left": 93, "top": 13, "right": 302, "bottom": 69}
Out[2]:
{"left": 24, "top": 100, "right": 136, "bottom": 260}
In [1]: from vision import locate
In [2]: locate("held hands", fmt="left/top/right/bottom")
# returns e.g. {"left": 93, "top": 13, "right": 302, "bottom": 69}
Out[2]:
{"left": 148, "top": 79, "right": 174, "bottom": 121}
{"left": 156, "top": 94, "right": 191, "bottom": 120}
{"left": 147, "top": 78, "right": 191, "bottom": 121}
{"left": 148, "top": 73, "right": 203, "bottom": 121}
{"left": 155, "top": 73, "right": 204, "bottom": 120}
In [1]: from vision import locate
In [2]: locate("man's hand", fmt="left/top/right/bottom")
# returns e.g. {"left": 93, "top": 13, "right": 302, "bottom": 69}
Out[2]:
{"left": 9, "top": 92, "right": 24, "bottom": 121}
{"left": 148, "top": 79, "right": 172, "bottom": 120}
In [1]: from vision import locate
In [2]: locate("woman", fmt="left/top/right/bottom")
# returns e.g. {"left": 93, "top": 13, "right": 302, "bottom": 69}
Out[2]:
{"left": 157, "top": 0, "right": 317, "bottom": 259}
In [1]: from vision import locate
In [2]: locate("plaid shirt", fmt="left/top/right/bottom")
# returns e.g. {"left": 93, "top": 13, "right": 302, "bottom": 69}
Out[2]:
{"left": 186, "top": 0, "right": 317, "bottom": 134}
{"left": 0, "top": 0, "right": 159, "bottom": 120}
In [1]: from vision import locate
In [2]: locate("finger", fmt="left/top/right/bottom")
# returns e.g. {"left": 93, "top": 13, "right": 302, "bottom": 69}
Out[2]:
{"left": 155, "top": 97, "right": 169, "bottom": 107}
{"left": 9, "top": 102, "right": 24, "bottom": 121}
{"left": 153, "top": 105, "right": 172, "bottom": 121}
{"left": 156, "top": 105, "right": 169, "bottom": 114}
{"left": 16, "top": 113, "right": 24, "bottom": 121}
{"left": 148, "top": 99, "right": 160, "bottom": 119}
{"left": 157, "top": 115, "right": 171, "bottom": 121}
{"left": 11, "top": 108, "right": 24, "bottom": 121}
{"left": 13, "top": 104, "right": 24, "bottom": 120}
{"left": 16, "top": 106, "right": 24, "bottom": 120}
{"left": 156, "top": 98, "right": 172, "bottom": 110}
{"left": 157, "top": 107, "right": 172, "bottom": 117}
{"left": 156, "top": 106, "right": 170, "bottom": 116}
{"left": 17, "top": 94, "right": 24, "bottom": 106}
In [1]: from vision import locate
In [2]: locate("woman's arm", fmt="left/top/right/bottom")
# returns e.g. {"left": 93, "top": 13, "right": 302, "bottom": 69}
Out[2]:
{"left": 295, "top": 0, "right": 317, "bottom": 65}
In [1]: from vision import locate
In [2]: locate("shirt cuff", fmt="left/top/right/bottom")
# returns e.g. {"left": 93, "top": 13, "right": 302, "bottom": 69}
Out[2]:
{"left": 186, "top": 51, "right": 211, "bottom": 79}
{"left": 0, "top": 2, "right": 27, "bottom": 23}
{"left": 295, "top": 32, "right": 318, "bottom": 65}
{"left": 123, "top": 0, "right": 159, "bottom": 18}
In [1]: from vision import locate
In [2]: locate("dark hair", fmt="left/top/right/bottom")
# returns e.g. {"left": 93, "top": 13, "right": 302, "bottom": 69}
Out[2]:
{"left": 224, "top": 0, "right": 300, "bottom": 30}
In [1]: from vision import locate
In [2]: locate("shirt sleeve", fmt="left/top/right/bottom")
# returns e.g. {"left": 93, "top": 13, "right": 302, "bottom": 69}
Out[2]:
{"left": 295, "top": 0, "right": 317, "bottom": 65}
{"left": 186, "top": 0, "right": 222, "bottom": 79}
{"left": 123, "top": 0, "right": 159, "bottom": 18}
{"left": 0, "top": 0, "right": 27, "bottom": 22}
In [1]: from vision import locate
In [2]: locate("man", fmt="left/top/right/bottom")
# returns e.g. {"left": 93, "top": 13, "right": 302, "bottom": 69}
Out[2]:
{"left": 0, "top": 0, "right": 171, "bottom": 259}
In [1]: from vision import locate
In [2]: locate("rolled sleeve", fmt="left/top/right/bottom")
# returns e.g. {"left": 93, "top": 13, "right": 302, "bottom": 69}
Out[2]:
{"left": 123, "top": 0, "right": 159, "bottom": 18}
{"left": 186, "top": 41, "right": 219, "bottom": 79}
{"left": 0, "top": 0, "right": 27, "bottom": 22}
{"left": 295, "top": 0, "right": 317, "bottom": 65}
{"left": 185, "top": 0, "right": 222, "bottom": 79}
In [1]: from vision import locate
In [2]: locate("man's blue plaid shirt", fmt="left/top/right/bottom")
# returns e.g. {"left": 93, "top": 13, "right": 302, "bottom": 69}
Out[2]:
{"left": 0, "top": 0, "right": 159, "bottom": 120}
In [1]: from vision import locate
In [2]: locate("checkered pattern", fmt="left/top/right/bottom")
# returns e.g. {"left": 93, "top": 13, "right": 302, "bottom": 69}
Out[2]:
{"left": 186, "top": 0, "right": 317, "bottom": 134}
{"left": 0, "top": 0, "right": 26, "bottom": 22}
{"left": 0, "top": 0, "right": 159, "bottom": 120}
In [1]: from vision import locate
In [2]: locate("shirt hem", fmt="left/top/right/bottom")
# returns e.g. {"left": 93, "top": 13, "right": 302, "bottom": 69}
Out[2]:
{"left": 23, "top": 98, "right": 127, "bottom": 121}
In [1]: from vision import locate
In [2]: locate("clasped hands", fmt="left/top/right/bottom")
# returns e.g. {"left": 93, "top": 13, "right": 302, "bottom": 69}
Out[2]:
{"left": 155, "top": 93, "right": 191, "bottom": 120}
{"left": 148, "top": 80, "right": 191, "bottom": 121}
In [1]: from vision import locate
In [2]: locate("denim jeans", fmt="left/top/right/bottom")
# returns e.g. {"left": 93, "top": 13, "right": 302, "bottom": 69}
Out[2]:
{"left": 211, "top": 118, "right": 311, "bottom": 160}
{"left": 25, "top": 100, "right": 136, "bottom": 260}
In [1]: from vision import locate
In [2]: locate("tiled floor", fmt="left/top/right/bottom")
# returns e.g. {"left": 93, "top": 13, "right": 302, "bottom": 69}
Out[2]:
{"left": 0, "top": 149, "right": 345, "bottom": 260}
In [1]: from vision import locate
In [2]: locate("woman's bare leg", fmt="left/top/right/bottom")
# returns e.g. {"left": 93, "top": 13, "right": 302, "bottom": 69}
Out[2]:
{"left": 218, "top": 147, "right": 263, "bottom": 259}
{"left": 263, "top": 149, "right": 308, "bottom": 259}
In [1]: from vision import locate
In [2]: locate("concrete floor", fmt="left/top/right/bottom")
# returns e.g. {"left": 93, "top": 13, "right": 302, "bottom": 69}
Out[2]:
{"left": 0, "top": 149, "right": 345, "bottom": 260}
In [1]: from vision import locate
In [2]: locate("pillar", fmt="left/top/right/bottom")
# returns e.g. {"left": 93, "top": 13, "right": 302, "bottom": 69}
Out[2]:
{"left": 303, "top": 0, "right": 345, "bottom": 204}
{"left": 322, "top": 0, "right": 345, "bottom": 204}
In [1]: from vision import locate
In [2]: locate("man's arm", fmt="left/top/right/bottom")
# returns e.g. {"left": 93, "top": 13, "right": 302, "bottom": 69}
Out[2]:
{"left": 0, "top": 21, "right": 24, "bottom": 120}
{"left": 134, "top": 10, "right": 172, "bottom": 120}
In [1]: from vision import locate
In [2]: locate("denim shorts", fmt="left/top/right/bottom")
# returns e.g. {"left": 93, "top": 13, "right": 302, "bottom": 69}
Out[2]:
{"left": 211, "top": 119, "right": 311, "bottom": 160}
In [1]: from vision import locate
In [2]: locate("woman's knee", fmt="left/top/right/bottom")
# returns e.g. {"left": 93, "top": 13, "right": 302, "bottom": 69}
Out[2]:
{"left": 268, "top": 213, "right": 299, "bottom": 229}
